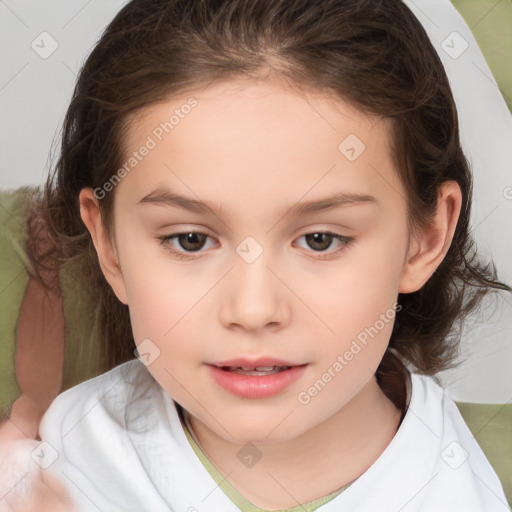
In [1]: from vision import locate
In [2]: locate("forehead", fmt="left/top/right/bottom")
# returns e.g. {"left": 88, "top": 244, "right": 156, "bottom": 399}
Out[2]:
{"left": 125, "top": 77, "right": 388, "bottom": 151}
{"left": 117, "top": 78, "right": 403, "bottom": 217}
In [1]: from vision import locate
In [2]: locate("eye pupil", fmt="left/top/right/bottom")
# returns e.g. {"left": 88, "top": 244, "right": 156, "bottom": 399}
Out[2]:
{"left": 179, "top": 232, "right": 206, "bottom": 251}
{"left": 306, "top": 232, "right": 333, "bottom": 251}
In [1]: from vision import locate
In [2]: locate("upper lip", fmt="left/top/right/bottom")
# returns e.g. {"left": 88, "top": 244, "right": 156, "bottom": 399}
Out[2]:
{"left": 210, "top": 357, "right": 304, "bottom": 368}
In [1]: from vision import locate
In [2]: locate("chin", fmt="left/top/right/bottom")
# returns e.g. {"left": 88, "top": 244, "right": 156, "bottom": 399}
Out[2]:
{"left": 213, "top": 410, "right": 309, "bottom": 446}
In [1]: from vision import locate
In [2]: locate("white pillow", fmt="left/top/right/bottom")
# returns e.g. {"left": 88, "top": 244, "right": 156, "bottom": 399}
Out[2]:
{"left": 404, "top": 0, "right": 512, "bottom": 403}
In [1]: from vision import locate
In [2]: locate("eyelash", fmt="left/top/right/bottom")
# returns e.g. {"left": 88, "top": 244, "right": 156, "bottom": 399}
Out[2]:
{"left": 157, "top": 231, "right": 354, "bottom": 261}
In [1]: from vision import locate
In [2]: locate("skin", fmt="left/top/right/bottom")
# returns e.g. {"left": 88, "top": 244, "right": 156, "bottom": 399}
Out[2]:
{"left": 79, "top": 77, "right": 461, "bottom": 509}
{"left": 0, "top": 276, "right": 71, "bottom": 510}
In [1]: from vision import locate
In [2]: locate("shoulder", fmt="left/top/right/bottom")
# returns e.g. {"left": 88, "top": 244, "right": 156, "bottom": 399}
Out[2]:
{"left": 37, "top": 359, "right": 182, "bottom": 511}
{"left": 406, "top": 372, "right": 509, "bottom": 510}
{"left": 408, "top": 372, "right": 491, "bottom": 446}
{"left": 39, "top": 359, "right": 157, "bottom": 443}
{"left": 407, "top": 372, "right": 491, "bottom": 459}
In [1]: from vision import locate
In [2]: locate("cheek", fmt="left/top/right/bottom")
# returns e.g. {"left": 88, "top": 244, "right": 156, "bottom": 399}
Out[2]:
{"left": 126, "top": 276, "right": 203, "bottom": 351}
{"left": 119, "top": 247, "right": 218, "bottom": 395}
{"left": 306, "top": 239, "right": 404, "bottom": 338}
{"left": 116, "top": 230, "right": 202, "bottom": 339}
{"left": 299, "top": 229, "right": 406, "bottom": 393}
{"left": 123, "top": 263, "right": 207, "bottom": 401}
{"left": 298, "top": 299, "right": 398, "bottom": 422}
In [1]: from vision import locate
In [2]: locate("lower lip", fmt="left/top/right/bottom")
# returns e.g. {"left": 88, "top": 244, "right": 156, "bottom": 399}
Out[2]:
{"left": 208, "top": 364, "right": 308, "bottom": 399}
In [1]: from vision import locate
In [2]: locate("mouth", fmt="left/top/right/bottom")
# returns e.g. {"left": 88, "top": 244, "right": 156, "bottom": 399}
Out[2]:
{"left": 207, "top": 358, "right": 308, "bottom": 399}
{"left": 217, "top": 365, "right": 293, "bottom": 376}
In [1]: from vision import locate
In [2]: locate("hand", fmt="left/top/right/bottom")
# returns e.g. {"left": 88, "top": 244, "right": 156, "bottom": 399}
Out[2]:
{"left": 0, "top": 396, "right": 76, "bottom": 512}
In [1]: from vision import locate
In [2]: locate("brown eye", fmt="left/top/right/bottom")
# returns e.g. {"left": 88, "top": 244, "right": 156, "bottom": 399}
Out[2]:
{"left": 175, "top": 232, "right": 208, "bottom": 252}
{"left": 304, "top": 232, "right": 336, "bottom": 251}
{"left": 296, "top": 231, "right": 354, "bottom": 259}
{"left": 158, "top": 232, "right": 213, "bottom": 259}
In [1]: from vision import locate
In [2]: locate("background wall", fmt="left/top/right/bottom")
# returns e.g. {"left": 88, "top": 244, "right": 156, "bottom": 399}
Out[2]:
{"left": 0, "top": 0, "right": 511, "bottom": 403}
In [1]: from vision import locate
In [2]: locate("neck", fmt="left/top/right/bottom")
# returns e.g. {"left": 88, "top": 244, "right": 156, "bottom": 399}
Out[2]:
{"left": 187, "top": 376, "right": 404, "bottom": 510}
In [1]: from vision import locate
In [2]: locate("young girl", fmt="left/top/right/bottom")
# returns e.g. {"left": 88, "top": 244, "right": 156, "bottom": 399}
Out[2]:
{"left": 8, "top": 0, "right": 512, "bottom": 510}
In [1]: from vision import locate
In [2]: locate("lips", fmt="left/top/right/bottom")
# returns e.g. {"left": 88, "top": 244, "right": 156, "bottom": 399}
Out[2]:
{"left": 208, "top": 358, "right": 308, "bottom": 398}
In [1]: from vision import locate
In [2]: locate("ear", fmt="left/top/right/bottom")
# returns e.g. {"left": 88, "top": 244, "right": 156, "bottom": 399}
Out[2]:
{"left": 79, "top": 188, "right": 129, "bottom": 305}
{"left": 399, "top": 181, "right": 462, "bottom": 294}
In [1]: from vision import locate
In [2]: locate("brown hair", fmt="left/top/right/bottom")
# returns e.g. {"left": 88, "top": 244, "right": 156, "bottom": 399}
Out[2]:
{"left": 27, "top": 0, "right": 510, "bottom": 411}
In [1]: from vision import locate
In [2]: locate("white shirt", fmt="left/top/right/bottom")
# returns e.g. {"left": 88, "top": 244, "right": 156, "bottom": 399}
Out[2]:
{"left": 36, "top": 359, "right": 509, "bottom": 512}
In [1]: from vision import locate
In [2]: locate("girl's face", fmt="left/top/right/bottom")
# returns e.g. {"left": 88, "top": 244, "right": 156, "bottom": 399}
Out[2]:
{"left": 83, "top": 78, "right": 432, "bottom": 443}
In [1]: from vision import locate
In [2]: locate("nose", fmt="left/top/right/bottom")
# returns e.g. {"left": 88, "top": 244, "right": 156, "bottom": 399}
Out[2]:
{"left": 218, "top": 248, "right": 290, "bottom": 332}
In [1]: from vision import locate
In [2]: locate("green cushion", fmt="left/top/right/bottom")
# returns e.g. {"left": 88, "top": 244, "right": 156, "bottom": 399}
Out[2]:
{"left": 456, "top": 402, "right": 512, "bottom": 507}
{"left": 451, "top": 0, "right": 512, "bottom": 112}
{"left": 0, "top": 186, "right": 31, "bottom": 415}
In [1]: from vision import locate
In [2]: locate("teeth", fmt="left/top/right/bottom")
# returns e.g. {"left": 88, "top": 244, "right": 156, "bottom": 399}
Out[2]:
{"left": 225, "top": 365, "right": 291, "bottom": 375}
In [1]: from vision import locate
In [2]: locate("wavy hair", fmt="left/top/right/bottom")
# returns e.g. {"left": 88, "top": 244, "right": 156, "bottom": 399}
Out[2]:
{"left": 26, "top": 0, "right": 510, "bottom": 411}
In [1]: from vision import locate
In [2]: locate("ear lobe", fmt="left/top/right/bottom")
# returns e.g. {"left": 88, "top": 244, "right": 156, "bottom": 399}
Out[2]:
{"left": 79, "top": 188, "right": 129, "bottom": 305}
{"left": 399, "top": 181, "right": 462, "bottom": 294}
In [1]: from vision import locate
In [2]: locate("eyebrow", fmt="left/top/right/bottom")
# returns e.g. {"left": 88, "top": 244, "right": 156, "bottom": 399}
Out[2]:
{"left": 137, "top": 187, "right": 377, "bottom": 217}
